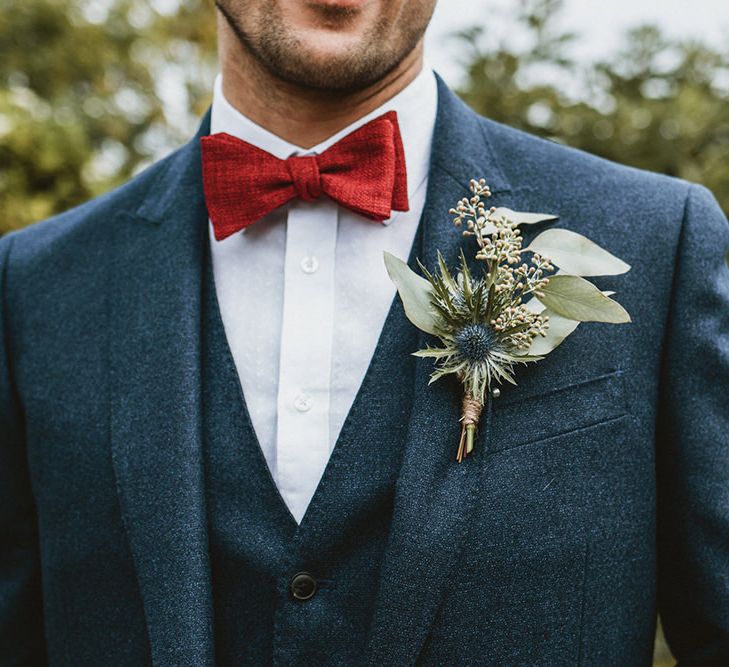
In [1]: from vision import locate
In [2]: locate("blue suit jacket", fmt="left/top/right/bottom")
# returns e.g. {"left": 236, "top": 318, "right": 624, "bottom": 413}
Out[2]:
{"left": 1, "top": 77, "right": 728, "bottom": 666}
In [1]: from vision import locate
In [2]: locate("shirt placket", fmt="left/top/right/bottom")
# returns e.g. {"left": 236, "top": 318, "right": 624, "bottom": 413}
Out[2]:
{"left": 275, "top": 198, "right": 338, "bottom": 522}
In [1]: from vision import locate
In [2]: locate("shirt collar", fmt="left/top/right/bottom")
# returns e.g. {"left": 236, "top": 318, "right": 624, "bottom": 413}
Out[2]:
{"left": 210, "top": 65, "right": 438, "bottom": 205}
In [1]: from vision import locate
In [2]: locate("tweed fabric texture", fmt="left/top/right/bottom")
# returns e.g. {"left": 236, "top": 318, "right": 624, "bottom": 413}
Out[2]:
{"left": 202, "top": 224, "right": 420, "bottom": 665}
{"left": 0, "top": 76, "right": 728, "bottom": 665}
{"left": 201, "top": 110, "right": 408, "bottom": 240}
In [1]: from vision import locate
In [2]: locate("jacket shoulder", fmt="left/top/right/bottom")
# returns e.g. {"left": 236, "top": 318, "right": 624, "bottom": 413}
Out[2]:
{"left": 476, "top": 114, "right": 691, "bottom": 213}
{"left": 2, "top": 145, "right": 185, "bottom": 270}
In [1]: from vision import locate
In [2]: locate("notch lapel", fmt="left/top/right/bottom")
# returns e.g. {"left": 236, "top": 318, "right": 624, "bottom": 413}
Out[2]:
{"left": 109, "top": 118, "right": 215, "bottom": 666}
{"left": 364, "top": 78, "right": 514, "bottom": 665}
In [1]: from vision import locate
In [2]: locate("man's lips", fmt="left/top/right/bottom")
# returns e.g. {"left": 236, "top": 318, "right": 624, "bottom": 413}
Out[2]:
{"left": 306, "top": 0, "right": 373, "bottom": 10}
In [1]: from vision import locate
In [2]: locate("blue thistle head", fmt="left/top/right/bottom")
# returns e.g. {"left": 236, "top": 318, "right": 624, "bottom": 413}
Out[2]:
{"left": 455, "top": 323, "right": 498, "bottom": 362}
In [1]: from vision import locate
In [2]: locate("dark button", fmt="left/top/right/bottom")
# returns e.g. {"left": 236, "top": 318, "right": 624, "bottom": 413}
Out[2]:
{"left": 290, "top": 572, "right": 317, "bottom": 601}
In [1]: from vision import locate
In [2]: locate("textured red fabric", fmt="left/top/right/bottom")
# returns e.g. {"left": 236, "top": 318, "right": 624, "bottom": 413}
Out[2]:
{"left": 201, "top": 111, "right": 409, "bottom": 240}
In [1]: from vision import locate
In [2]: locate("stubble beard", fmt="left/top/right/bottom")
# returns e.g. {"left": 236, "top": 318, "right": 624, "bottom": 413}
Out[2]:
{"left": 215, "top": 0, "right": 431, "bottom": 94}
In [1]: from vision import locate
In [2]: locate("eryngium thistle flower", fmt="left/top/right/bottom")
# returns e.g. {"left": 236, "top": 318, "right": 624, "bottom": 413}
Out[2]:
{"left": 455, "top": 324, "right": 498, "bottom": 362}
{"left": 414, "top": 249, "right": 550, "bottom": 405}
{"left": 415, "top": 180, "right": 554, "bottom": 461}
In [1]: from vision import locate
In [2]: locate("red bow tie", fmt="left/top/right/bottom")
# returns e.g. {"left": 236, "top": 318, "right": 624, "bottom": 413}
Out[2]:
{"left": 201, "top": 111, "right": 409, "bottom": 240}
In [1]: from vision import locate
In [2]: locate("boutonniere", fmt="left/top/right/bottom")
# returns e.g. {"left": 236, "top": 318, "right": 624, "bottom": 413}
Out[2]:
{"left": 384, "top": 178, "right": 631, "bottom": 462}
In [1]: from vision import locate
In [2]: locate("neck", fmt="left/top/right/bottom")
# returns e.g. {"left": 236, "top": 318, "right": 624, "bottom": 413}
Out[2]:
{"left": 216, "top": 16, "right": 424, "bottom": 149}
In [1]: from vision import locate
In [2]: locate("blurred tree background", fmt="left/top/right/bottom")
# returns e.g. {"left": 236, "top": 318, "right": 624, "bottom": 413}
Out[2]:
{"left": 0, "top": 0, "right": 723, "bottom": 661}
{"left": 0, "top": 0, "right": 217, "bottom": 232}
{"left": 456, "top": 0, "right": 729, "bottom": 219}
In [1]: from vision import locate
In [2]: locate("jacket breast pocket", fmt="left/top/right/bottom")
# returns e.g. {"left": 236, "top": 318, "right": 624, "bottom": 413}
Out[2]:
{"left": 487, "top": 369, "right": 628, "bottom": 454}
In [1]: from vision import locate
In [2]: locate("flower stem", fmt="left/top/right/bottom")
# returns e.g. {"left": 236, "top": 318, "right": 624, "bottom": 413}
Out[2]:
{"left": 457, "top": 394, "right": 484, "bottom": 462}
{"left": 466, "top": 424, "right": 476, "bottom": 455}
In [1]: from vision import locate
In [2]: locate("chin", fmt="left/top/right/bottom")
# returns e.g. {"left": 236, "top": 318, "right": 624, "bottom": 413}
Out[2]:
{"left": 267, "top": 25, "right": 386, "bottom": 90}
{"left": 295, "top": 30, "right": 367, "bottom": 61}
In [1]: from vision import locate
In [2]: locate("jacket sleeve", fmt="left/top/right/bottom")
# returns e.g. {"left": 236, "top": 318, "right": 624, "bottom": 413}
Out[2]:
{"left": 656, "top": 183, "right": 729, "bottom": 665}
{"left": 0, "top": 232, "right": 47, "bottom": 665}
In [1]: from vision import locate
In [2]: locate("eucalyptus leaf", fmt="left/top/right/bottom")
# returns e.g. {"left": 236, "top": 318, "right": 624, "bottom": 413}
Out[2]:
{"left": 383, "top": 251, "right": 441, "bottom": 335}
{"left": 479, "top": 224, "right": 498, "bottom": 236}
{"left": 491, "top": 207, "right": 559, "bottom": 225}
{"left": 538, "top": 274, "right": 631, "bottom": 323}
{"left": 524, "top": 296, "right": 546, "bottom": 314}
{"left": 529, "top": 288, "right": 615, "bottom": 303}
{"left": 527, "top": 311, "right": 580, "bottom": 355}
{"left": 524, "top": 290, "right": 613, "bottom": 351}
{"left": 513, "top": 354, "right": 545, "bottom": 363}
{"left": 526, "top": 228, "right": 630, "bottom": 276}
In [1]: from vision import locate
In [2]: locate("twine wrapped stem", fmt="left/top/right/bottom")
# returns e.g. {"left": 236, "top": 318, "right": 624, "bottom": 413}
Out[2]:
{"left": 456, "top": 393, "right": 484, "bottom": 462}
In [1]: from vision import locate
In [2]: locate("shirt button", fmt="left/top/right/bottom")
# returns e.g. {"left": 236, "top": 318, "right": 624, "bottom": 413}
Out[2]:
{"left": 290, "top": 572, "right": 317, "bottom": 601}
{"left": 293, "top": 394, "right": 313, "bottom": 412}
{"left": 300, "top": 256, "right": 319, "bottom": 274}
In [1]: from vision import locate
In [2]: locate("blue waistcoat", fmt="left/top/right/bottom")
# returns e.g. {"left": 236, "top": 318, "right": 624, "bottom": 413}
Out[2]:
{"left": 201, "top": 229, "right": 420, "bottom": 665}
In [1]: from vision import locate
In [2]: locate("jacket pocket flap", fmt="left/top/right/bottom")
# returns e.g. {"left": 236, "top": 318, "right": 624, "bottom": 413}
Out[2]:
{"left": 488, "top": 370, "right": 627, "bottom": 452}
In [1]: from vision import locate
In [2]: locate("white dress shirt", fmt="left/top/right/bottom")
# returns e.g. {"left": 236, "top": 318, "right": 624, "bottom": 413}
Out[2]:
{"left": 208, "top": 67, "right": 438, "bottom": 523}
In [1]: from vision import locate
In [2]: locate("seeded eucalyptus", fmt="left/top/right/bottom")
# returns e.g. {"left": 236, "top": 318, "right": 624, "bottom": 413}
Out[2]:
{"left": 384, "top": 178, "right": 632, "bottom": 462}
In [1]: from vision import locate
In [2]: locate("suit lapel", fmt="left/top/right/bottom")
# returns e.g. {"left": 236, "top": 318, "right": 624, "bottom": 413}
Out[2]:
{"left": 109, "top": 117, "right": 215, "bottom": 666}
{"left": 364, "top": 78, "right": 515, "bottom": 665}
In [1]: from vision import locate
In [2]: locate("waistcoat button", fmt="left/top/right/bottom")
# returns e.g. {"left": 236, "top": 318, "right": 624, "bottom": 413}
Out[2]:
{"left": 290, "top": 572, "right": 318, "bottom": 601}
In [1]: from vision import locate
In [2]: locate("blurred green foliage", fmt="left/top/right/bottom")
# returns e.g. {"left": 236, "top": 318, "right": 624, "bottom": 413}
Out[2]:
{"left": 2, "top": 0, "right": 728, "bottom": 235}
{"left": 0, "top": 0, "right": 216, "bottom": 232}
{"left": 457, "top": 0, "right": 729, "bottom": 215}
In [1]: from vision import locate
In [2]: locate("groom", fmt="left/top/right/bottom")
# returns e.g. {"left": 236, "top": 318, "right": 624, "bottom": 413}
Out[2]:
{"left": 2, "top": 0, "right": 728, "bottom": 665}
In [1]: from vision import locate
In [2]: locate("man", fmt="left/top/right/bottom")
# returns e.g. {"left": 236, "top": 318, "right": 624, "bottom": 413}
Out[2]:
{"left": 1, "top": 0, "right": 728, "bottom": 665}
